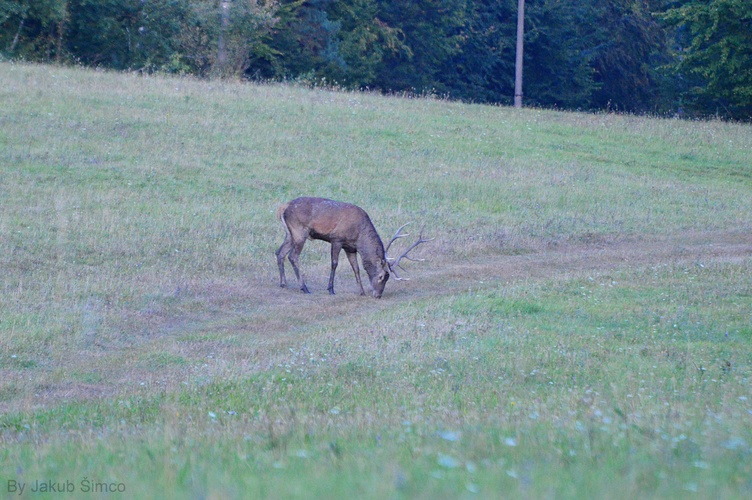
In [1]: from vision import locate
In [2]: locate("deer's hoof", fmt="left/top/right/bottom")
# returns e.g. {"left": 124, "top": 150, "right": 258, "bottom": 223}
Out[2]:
{"left": 301, "top": 285, "right": 311, "bottom": 294}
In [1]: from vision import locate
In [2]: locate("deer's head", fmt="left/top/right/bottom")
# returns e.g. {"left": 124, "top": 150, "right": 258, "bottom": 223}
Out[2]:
{"left": 370, "top": 259, "right": 390, "bottom": 298}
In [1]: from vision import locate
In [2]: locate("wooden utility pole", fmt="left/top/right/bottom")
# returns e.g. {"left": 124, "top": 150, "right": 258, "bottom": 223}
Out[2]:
{"left": 514, "top": 0, "right": 525, "bottom": 108}
{"left": 217, "top": 1, "right": 231, "bottom": 73}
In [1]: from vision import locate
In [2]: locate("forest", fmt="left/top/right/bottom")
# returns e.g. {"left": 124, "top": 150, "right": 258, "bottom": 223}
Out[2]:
{"left": 1, "top": 0, "right": 751, "bottom": 120}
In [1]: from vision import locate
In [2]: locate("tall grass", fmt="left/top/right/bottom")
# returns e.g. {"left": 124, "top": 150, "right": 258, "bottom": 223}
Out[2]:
{"left": 1, "top": 62, "right": 751, "bottom": 498}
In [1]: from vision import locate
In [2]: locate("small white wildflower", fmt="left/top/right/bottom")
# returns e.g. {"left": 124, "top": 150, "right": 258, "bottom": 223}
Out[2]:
{"left": 439, "top": 431, "right": 460, "bottom": 442}
{"left": 437, "top": 454, "right": 460, "bottom": 469}
{"left": 723, "top": 437, "right": 747, "bottom": 450}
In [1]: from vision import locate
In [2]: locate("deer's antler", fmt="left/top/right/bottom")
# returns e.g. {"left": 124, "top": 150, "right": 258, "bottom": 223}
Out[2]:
{"left": 384, "top": 222, "right": 412, "bottom": 255}
{"left": 386, "top": 225, "right": 433, "bottom": 280}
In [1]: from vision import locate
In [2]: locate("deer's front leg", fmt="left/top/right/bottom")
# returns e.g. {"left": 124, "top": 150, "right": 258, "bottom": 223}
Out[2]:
{"left": 328, "top": 242, "right": 342, "bottom": 295}
{"left": 345, "top": 250, "right": 366, "bottom": 296}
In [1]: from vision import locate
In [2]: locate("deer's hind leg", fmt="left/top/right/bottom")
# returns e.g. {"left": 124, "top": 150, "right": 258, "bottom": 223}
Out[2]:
{"left": 286, "top": 231, "right": 310, "bottom": 294}
{"left": 275, "top": 234, "right": 292, "bottom": 288}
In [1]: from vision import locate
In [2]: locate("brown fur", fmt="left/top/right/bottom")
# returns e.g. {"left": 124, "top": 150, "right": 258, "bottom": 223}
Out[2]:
{"left": 275, "top": 197, "right": 390, "bottom": 298}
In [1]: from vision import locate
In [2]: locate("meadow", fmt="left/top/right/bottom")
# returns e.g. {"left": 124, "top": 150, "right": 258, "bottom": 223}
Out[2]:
{"left": 1, "top": 62, "right": 751, "bottom": 498}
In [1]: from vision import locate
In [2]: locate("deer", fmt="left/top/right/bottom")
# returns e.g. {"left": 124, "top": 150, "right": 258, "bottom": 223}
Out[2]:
{"left": 275, "top": 197, "right": 431, "bottom": 298}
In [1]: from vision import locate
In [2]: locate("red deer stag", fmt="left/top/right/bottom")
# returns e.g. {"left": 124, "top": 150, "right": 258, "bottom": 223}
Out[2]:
{"left": 275, "top": 197, "right": 431, "bottom": 298}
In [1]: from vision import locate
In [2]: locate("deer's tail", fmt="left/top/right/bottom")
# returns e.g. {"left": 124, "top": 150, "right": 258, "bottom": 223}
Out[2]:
{"left": 276, "top": 202, "right": 289, "bottom": 222}
{"left": 276, "top": 203, "right": 292, "bottom": 240}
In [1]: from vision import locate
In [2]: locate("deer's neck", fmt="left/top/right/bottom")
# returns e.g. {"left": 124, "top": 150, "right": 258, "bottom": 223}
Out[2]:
{"left": 358, "top": 225, "right": 385, "bottom": 279}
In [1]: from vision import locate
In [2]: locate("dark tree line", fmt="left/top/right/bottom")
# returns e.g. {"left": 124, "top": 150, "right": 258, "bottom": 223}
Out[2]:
{"left": 2, "top": 0, "right": 750, "bottom": 120}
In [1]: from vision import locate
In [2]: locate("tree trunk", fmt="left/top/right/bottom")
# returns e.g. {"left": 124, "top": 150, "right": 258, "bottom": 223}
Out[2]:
{"left": 56, "top": 5, "right": 69, "bottom": 65}
{"left": 10, "top": 18, "right": 25, "bottom": 53}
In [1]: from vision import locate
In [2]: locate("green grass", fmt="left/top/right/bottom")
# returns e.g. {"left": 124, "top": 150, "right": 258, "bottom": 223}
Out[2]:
{"left": 1, "top": 62, "right": 751, "bottom": 498}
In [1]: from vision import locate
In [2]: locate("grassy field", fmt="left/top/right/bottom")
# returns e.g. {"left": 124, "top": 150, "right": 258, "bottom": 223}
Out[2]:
{"left": 1, "top": 62, "right": 751, "bottom": 498}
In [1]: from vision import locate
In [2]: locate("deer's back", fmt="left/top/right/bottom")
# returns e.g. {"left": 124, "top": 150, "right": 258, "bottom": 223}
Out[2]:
{"left": 284, "top": 197, "right": 374, "bottom": 244}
